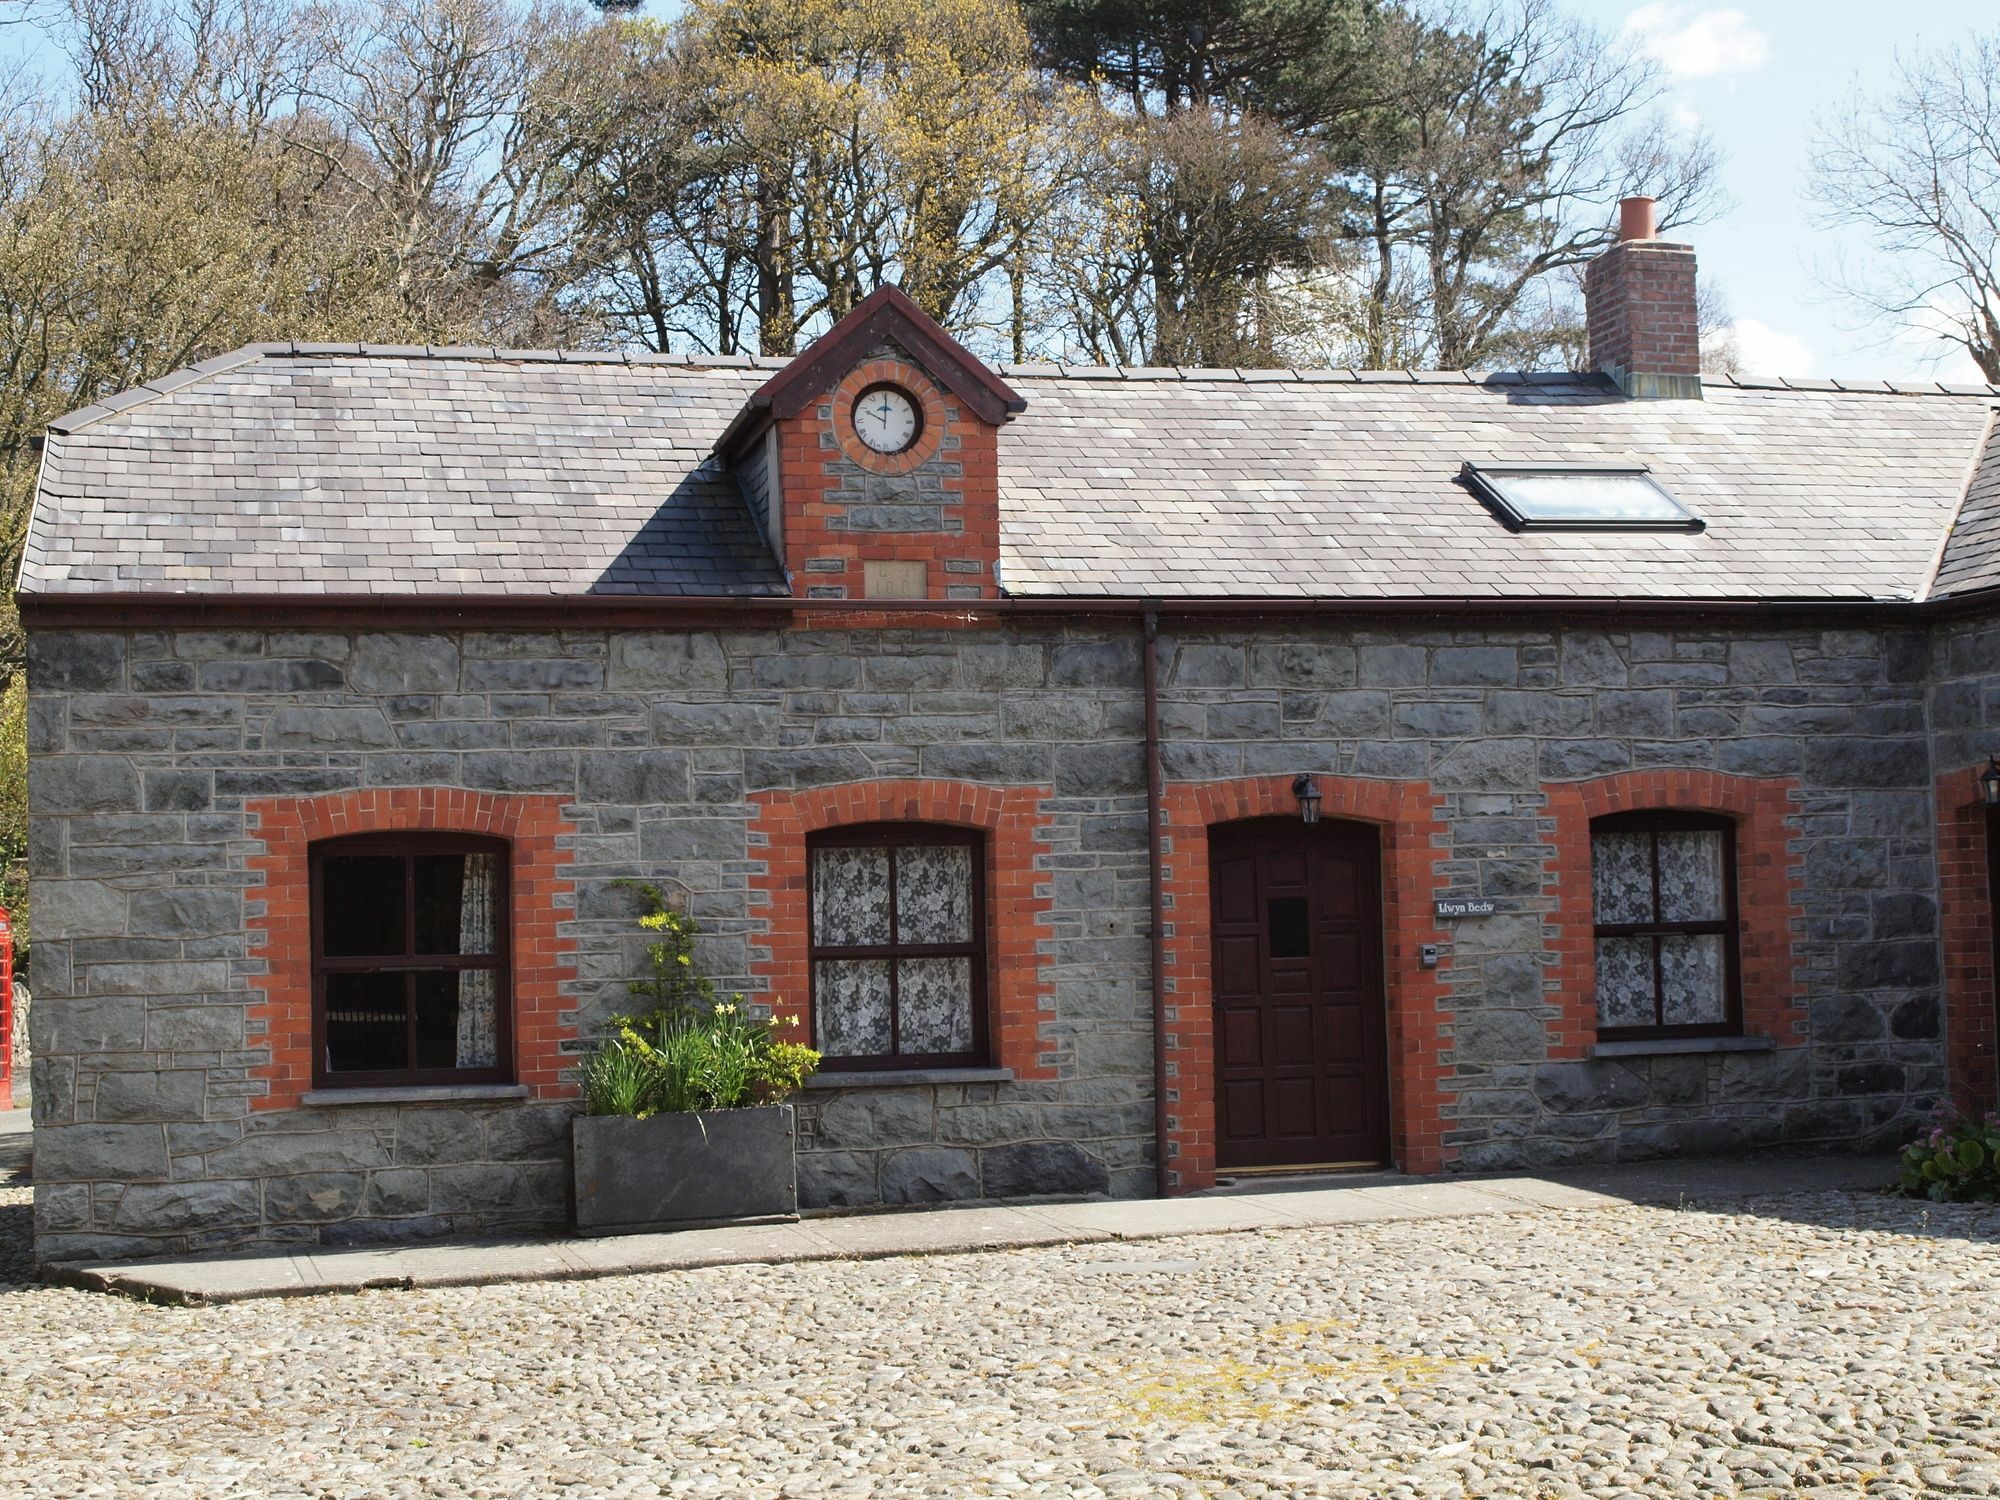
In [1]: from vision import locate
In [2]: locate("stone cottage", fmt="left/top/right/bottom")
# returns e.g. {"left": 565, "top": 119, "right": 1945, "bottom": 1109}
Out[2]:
{"left": 21, "top": 199, "right": 2000, "bottom": 1263}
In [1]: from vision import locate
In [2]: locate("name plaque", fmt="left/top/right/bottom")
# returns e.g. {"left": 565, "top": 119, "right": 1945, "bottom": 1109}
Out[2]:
{"left": 1434, "top": 898, "right": 1497, "bottom": 918}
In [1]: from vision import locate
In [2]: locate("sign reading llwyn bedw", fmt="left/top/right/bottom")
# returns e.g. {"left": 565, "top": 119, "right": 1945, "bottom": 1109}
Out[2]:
{"left": 1434, "top": 897, "right": 1497, "bottom": 919}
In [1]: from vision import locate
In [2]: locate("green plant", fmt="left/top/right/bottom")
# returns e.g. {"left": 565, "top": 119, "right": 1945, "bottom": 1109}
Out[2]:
{"left": 581, "top": 886, "right": 819, "bottom": 1116}
{"left": 1898, "top": 1106, "right": 2000, "bottom": 1202}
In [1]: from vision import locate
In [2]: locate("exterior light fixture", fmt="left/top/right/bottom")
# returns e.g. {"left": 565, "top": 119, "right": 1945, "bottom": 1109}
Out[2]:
{"left": 1292, "top": 773, "right": 1323, "bottom": 826}
{"left": 1981, "top": 757, "right": 2000, "bottom": 808}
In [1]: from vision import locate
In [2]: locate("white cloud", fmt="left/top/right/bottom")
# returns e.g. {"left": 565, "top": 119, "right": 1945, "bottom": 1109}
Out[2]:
{"left": 1730, "top": 319, "right": 1814, "bottom": 379}
{"left": 1668, "top": 101, "right": 1703, "bottom": 133}
{"left": 1622, "top": 5, "right": 1771, "bottom": 81}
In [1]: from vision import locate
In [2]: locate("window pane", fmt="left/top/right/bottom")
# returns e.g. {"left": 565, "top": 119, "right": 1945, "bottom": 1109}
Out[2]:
{"left": 895, "top": 845, "right": 972, "bottom": 944}
{"left": 1660, "top": 933, "right": 1727, "bottom": 1025}
{"left": 1657, "top": 830, "right": 1724, "bottom": 923}
{"left": 898, "top": 957, "right": 972, "bottom": 1054}
{"left": 1592, "top": 831, "right": 1653, "bottom": 925}
{"left": 1471, "top": 467, "right": 1699, "bottom": 529}
{"left": 411, "top": 971, "right": 470, "bottom": 1070}
{"left": 815, "top": 958, "right": 891, "bottom": 1057}
{"left": 813, "top": 847, "right": 891, "bottom": 947}
{"left": 1595, "top": 936, "right": 1655, "bottom": 1029}
{"left": 1268, "top": 897, "right": 1310, "bottom": 959}
{"left": 322, "top": 855, "right": 405, "bottom": 956}
{"left": 323, "top": 970, "right": 408, "bottom": 1072}
{"left": 415, "top": 851, "right": 501, "bottom": 955}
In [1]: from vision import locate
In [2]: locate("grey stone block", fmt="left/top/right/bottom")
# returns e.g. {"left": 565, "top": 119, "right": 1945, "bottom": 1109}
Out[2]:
{"left": 36, "top": 996, "right": 147, "bottom": 1054}
{"left": 34, "top": 881, "right": 127, "bottom": 940}
{"left": 36, "top": 1123, "right": 169, "bottom": 1181}
{"left": 93, "top": 1070, "right": 207, "bottom": 1122}
{"left": 799, "top": 1149, "right": 878, "bottom": 1209}
{"left": 1803, "top": 737, "right": 1927, "bottom": 788}
{"left": 363, "top": 1168, "right": 431, "bottom": 1217}
{"left": 1837, "top": 941, "right": 1940, "bottom": 990}
{"left": 578, "top": 750, "right": 691, "bottom": 805}
{"left": 1559, "top": 633, "right": 1626, "bottom": 687}
{"left": 1357, "top": 645, "right": 1427, "bottom": 687}
{"left": 266, "top": 706, "right": 395, "bottom": 749}
{"left": 980, "top": 1140, "right": 1109, "bottom": 1197}
{"left": 31, "top": 756, "right": 141, "bottom": 814}
{"left": 207, "top": 1131, "right": 391, "bottom": 1175}
{"left": 1431, "top": 647, "right": 1517, "bottom": 686}
{"left": 347, "top": 635, "right": 463, "bottom": 693}
{"left": 263, "top": 1172, "right": 368, "bottom": 1223}
{"left": 1430, "top": 739, "right": 1536, "bottom": 791}
{"left": 1451, "top": 1009, "right": 1547, "bottom": 1064}
{"left": 1533, "top": 1061, "right": 1647, "bottom": 1113}
{"left": 604, "top": 633, "right": 727, "bottom": 690}
{"left": 114, "top": 1178, "right": 261, "bottom": 1232}
{"left": 29, "top": 633, "right": 124, "bottom": 691}
{"left": 880, "top": 1148, "right": 980, "bottom": 1204}
{"left": 814, "top": 1090, "right": 933, "bottom": 1149}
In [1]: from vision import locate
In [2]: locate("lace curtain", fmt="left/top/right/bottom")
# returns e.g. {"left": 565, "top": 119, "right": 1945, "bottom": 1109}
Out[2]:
{"left": 1592, "top": 824, "right": 1727, "bottom": 1029}
{"left": 811, "top": 842, "right": 975, "bottom": 1059}
{"left": 455, "top": 852, "right": 500, "bottom": 1068}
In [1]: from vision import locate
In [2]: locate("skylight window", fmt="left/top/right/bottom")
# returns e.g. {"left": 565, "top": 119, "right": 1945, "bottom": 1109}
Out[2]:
{"left": 1462, "top": 463, "right": 1703, "bottom": 533}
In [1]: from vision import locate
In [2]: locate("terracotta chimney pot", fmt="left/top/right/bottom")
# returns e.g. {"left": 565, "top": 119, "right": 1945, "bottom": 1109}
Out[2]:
{"left": 1618, "top": 195, "right": 1658, "bottom": 242}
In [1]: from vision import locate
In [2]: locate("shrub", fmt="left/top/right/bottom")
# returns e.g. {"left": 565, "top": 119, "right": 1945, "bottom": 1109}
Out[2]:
{"left": 580, "top": 884, "right": 819, "bottom": 1117}
{"left": 1898, "top": 1107, "right": 2000, "bottom": 1203}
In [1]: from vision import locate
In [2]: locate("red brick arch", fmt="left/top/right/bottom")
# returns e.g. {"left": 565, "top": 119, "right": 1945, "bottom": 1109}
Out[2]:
{"left": 747, "top": 779, "right": 1057, "bottom": 1079}
{"left": 1542, "top": 769, "right": 1804, "bottom": 1060}
{"left": 1159, "top": 775, "right": 1453, "bottom": 1188}
{"left": 1937, "top": 764, "right": 1999, "bottom": 1112}
{"left": 244, "top": 789, "right": 578, "bottom": 1110}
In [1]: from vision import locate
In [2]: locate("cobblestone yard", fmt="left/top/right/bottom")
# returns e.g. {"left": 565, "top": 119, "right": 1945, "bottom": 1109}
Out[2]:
{"left": 4, "top": 1181, "right": 1999, "bottom": 1498}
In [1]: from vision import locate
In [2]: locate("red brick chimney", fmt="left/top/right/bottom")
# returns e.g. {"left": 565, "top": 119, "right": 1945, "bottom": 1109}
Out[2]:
{"left": 1583, "top": 195, "right": 1702, "bottom": 400}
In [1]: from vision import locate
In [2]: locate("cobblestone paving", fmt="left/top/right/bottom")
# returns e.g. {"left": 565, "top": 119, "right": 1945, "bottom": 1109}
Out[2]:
{"left": 4, "top": 1182, "right": 2000, "bottom": 1498}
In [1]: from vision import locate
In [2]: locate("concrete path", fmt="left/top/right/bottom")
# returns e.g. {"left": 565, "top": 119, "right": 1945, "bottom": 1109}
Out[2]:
{"left": 0, "top": 1109, "right": 30, "bottom": 1185}
{"left": 44, "top": 1153, "right": 1896, "bottom": 1306}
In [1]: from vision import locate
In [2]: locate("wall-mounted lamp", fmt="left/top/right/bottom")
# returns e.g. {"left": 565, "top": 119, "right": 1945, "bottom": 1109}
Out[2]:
{"left": 1292, "top": 773, "right": 1322, "bottom": 826}
{"left": 1981, "top": 757, "right": 2000, "bottom": 808}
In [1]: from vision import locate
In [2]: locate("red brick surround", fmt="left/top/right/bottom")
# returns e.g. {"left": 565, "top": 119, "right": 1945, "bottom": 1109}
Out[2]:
{"left": 244, "top": 789, "right": 579, "bottom": 1110}
{"left": 1158, "top": 775, "right": 1454, "bottom": 1188}
{"left": 1542, "top": 770, "right": 1805, "bottom": 1059}
{"left": 778, "top": 357, "right": 1000, "bottom": 605}
{"left": 1937, "top": 765, "right": 1998, "bottom": 1112}
{"left": 746, "top": 780, "right": 1057, "bottom": 1078}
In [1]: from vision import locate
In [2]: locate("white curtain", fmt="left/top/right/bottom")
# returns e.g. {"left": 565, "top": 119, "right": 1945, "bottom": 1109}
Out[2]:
{"left": 455, "top": 853, "right": 500, "bottom": 1067}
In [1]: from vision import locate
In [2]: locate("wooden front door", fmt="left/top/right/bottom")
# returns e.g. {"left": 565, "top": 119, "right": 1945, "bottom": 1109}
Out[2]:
{"left": 1209, "top": 817, "right": 1391, "bottom": 1170}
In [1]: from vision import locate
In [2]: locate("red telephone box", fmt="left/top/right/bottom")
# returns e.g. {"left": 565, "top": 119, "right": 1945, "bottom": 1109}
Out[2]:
{"left": 0, "top": 908, "right": 14, "bottom": 1111}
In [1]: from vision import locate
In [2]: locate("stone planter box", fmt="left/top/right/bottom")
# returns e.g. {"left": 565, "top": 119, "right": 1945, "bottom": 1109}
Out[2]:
{"left": 571, "top": 1105, "right": 797, "bottom": 1236}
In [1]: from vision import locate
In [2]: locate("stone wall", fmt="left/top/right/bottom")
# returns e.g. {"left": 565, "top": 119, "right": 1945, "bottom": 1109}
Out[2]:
{"left": 24, "top": 616, "right": 1950, "bottom": 1261}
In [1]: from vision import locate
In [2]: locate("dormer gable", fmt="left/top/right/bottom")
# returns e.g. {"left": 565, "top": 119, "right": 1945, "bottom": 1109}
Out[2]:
{"left": 718, "top": 285, "right": 1024, "bottom": 603}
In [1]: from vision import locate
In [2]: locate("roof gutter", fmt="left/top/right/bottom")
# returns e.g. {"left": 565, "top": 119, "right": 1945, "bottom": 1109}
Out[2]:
{"left": 12, "top": 590, "right": 1943, "bottom": 631}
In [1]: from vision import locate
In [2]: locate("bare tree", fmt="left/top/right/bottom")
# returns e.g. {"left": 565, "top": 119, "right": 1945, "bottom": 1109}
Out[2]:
{"left": 1321, "top": 0, "right": 1720, "bottom": 370}
{"left": 1810, "top": 33, "right": 2000, "bottom": 382}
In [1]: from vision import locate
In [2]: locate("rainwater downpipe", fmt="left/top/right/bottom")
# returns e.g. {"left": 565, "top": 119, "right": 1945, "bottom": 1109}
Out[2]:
{"left": 1142, "top": 609, "right": 1171, "bottom": 1198}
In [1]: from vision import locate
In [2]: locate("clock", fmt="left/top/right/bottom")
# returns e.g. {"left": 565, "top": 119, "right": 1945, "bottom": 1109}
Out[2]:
{"left": 852, "top": 384, "right": 921, "bottom": 454}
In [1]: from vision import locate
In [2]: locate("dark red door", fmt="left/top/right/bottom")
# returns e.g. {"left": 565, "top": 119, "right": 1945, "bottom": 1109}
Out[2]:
{"left": 1209, "top": 818, "right": 1390, "bottom": 1169}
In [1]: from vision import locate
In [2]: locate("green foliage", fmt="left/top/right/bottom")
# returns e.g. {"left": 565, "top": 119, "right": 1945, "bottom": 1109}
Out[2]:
{"left": 1898, "top": 1108, "right": 2000, "bottom": 1203}
{"left": 580, "top": 889, "right": 819, "bottom": 1115}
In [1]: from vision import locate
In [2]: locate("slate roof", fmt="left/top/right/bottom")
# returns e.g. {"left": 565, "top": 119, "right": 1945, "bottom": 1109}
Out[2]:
{"left": 23, "top": 348, "right": 788, "bottom": 598}
{"left": 1931, "top": 410, "right": 2000, "bottom": 599}
{"left": 20, "top": 344, "right": 2000, "bottom": 603}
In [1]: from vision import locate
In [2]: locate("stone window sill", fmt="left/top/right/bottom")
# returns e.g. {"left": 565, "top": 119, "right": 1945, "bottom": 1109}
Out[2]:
{"left": 805, "top": 1067, "right": 1014, "bottom": 1090}
{"left": 1587, "top": 1036, "right": 1777, "bottom": 1060}
{"left": 300, "top": 1084, "right": 533, "bottom": 1108}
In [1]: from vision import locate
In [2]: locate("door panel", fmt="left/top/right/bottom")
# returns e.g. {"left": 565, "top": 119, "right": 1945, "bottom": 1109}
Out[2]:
{"left": 1209, "top": 817, "right": 1391, "bottom": 1169}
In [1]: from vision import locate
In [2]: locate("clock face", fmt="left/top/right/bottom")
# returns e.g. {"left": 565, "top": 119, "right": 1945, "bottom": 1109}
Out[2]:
{"left": 853, "top": 385, "right": 921, "bottom": 454}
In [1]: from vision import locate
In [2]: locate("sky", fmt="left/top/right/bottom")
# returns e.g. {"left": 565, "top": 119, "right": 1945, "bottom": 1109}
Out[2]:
{"left": 4, "top": 0, "right": 1993, "bottom": 381}
{"left": 1567, "top": 0, "right": 1995, "bottom": 383}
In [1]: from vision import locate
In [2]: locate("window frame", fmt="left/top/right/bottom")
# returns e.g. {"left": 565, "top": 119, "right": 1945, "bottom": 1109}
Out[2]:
{"left": 1590, "top": 810, "right": 1742, "bottom": 1040}
{"left": 1462, "top": 461, "right": 1705, "bottom": 533}
{"left": 807, "top": 822, "right": 989, "bottom": 1071}
{"left": 308, "top": 830, "right": 515, "bottom": 1089}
